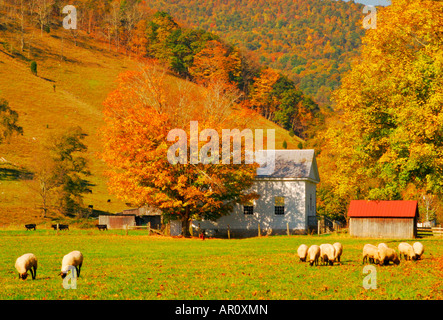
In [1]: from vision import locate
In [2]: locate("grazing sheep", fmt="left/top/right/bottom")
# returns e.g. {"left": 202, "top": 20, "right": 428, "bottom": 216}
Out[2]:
{"left": 385, "top": 248, "right": 400, "bottom": 265}
{"left": 320, "top": 244, "right": 336, "bottom": 266}
{"left": 333, "top": 242, "right": 343, "bottom": 263}
{"left": 413, "top": 242, "right": 424, "bottom": 260}
{"left": 297, "top": 244, "right": 309, "bottom": 262}
{"left": 307, "top": 245, "right": 320, "bottom": 266}
{"left": 362, "top": 244, "right": 380, "bottom": 265}
{"left": 377, "top": 243, "right": 389, "bottom": 265}
{"left": 60, "top": 251, "right": 83, "bottom": 279}
{"left": 398, "top": 242, "right": 415, "bottom": 261}
{"left": 15, "top": 253, "right": 37, "bottom": 280}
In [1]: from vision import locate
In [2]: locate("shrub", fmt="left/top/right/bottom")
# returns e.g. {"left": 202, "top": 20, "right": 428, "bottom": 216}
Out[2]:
{"left": 30, "top": 61, "right": 37, "bottom": 75}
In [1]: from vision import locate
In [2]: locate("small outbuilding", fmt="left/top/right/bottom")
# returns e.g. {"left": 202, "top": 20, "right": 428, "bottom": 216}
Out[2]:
{"left": 122, "top": 206, "right": 163, "bottom": 229}
{"left": 98, "top": 214, "right": 136, "bottom": 230}
{"left": 348, "top": 200, "right": 419, "bottom": 239}
{"left": 99, "top": 205, "right": 163, "bottom": 230}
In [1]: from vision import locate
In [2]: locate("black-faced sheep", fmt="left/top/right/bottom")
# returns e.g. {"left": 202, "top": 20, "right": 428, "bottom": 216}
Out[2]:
{"left": 15, "top": 253, "right": 37, "bottom": 280}
{"left": 320, "top": 244, "right": 336, "bottom": 266}
{"left": 297, "top": 244, "right": 309, "bottom": 262}
{"left": 377, "top": 243, "right": 389, "bottom": 265}
{"left": 385, "top": 247, "right": 400, "bottom": 265}
{"left": 413, "top": 242, "right": 424, "bottom": 260}
{"left": 307, "top": 245, "right": 320, "bottom": 266}
{"left": 333, "top": 242, "right": 343, "bottom": 263}
{"left": 362, "top": 244, "right": 380, "bottom": 265}
{"left": 398, "top": 242, "right": 415, "bottom": 261}
{"left": 60, "top": 250, "right": 83, "bottom": 279}
{"left": 377, "top": 243, "right": 400, "bottom": 266}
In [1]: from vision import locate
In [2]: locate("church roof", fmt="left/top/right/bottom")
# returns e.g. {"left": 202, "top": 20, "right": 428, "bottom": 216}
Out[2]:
{"left": 256, "top": 149, "right": 320, "bottom": 183}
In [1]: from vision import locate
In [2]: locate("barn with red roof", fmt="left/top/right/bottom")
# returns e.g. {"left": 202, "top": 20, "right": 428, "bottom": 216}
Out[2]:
{"left": 347, "top": 200, "right": 419, "bottom": 238}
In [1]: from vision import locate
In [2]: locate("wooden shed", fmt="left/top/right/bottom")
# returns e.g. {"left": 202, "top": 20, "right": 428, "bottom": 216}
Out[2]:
{"left": 98, "top": 214, "right": 136, "bottom": 230}
{"left": 122, "top": 206, "right": 163, "bottom": 229}
{"left": 348, "top": 200, "right": 418, "bottom": 239}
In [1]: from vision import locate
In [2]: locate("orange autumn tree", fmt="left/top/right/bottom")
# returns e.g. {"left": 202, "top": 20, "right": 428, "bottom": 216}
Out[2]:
{"left": 189, "top": 40, "right": 242, "bottom": 85}
{"left": 249, "top": 68, "right": 281, "bottom": 120}
{"left": 102, "top": 62, "right": 258, "bottom": 236}
{"left": 129, "top": 19, "right": 149, "bottom": 57}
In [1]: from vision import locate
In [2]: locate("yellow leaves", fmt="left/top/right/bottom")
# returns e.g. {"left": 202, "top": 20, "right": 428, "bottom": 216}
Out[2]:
{"left": 319, "top": 0, "right": 443, "bottom": 201}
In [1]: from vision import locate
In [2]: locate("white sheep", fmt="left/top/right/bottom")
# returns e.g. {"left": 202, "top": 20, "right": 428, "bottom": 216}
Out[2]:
{"left": 413, "top": 242, "right": 424, "bottom": 260}
{"left": 398, "top": 242, "right": 415, "bottom": 261}
{"left": 320, "top": 244, "right": 336, "bottom": 266}
{"left": 377, "top": 243, "right": 400, "bottom": 266}
{"left": 362, "top": 244, "right": 380, "bottom": 265}
{"left": 307, "top": 245, "right": 320, "bottom": 266}
{"left": 15, "top": 253, "right": 38, "bottom": 280}
{"left": 385, "top": 247, "right": 400, "bottom": 265}
{"left": 333, "top": 242, "right": 343, "bottom": 263}
{"left": 297, "top": 244, "right": 309, "bottom": 262}
{"left": 60, "top": 250, "right": 83, "bottom": 279}
{"left": 378, "top": 243, "right": 389, "bottom": 265}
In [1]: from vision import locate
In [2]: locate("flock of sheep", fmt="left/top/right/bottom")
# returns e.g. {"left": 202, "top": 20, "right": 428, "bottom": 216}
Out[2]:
{"left": 297, "top": 242, "right": 343, "bottom": 266}
{"left": 14, "top": 242, "right": 425, "bottom": 281}
{"left": 14, "top": 250, "right": 83, "bottom": 281}
{"left": 297, "top": 242, "right": 424, "bottom": 267}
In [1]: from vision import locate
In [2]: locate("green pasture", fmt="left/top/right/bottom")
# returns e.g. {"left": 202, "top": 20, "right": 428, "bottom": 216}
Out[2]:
{"left": 0, "top": 230, "right": 442, "bottom": 300}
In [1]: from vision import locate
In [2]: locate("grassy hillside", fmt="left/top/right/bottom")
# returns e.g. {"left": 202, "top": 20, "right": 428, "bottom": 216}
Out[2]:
{"left": 0, "top": 23, "right": 302, "bottom": 226}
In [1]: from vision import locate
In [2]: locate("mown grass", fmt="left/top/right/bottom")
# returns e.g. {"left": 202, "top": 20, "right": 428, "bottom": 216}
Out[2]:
{"left": 0, "top": 231, "right": 442, "bottom": 300}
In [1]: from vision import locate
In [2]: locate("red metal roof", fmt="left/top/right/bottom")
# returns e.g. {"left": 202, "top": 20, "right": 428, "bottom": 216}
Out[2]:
{"left": 348, "top": 200, "right": 418, "bottom": 218}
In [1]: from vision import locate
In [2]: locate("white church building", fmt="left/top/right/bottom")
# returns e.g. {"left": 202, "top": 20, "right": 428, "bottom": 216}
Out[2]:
{"left": 192, "top": 149, "right": 320, "bottom": 237}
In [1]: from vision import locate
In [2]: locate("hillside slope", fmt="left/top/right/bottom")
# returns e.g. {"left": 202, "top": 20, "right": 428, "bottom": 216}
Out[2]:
{"left": 0, "top": 24, "right": 302, "bottom": 226}
{"left": 143, "top": 0, "right": 366, "bottom": 105}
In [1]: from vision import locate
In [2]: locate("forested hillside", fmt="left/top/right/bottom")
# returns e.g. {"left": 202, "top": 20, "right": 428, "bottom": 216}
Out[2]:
{"left": 32, "top": 0, "right": 323, "bottom": 139}
{"left": 0, "top": 0, "right": 303, "bottom": 223}
{"left": 143, "top": 0, "right": 367, "bottom": 105}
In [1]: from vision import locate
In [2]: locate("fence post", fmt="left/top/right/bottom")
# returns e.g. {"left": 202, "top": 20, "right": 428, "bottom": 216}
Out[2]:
{"left": 287, "top": 222, "right": 290, "bottom": 236}
{"left": 148, "top": 222, "right": 151, "bottom": 236}
{"left": 258, "top": 223, "right": 261, "bottom": 237}
{"left": 125, "top": 224, "right": 128, "bottom": 236}
{"left": 227, "top": 224, "right": 230, "bottom": 240}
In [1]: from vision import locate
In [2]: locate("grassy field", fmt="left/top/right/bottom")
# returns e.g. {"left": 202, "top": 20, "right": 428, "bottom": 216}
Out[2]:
{"left": 1, "top": 230, "right": 442, "bottom": 300}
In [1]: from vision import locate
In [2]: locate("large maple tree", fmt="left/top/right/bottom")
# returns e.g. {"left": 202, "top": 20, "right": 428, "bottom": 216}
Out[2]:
{"left": 102, "top": 62, "right": 259, "bottom": 236}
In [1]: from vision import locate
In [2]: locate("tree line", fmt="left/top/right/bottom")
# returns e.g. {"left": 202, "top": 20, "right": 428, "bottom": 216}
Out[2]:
{"left": 1, "top": 0, "right": 323, "bottom": 141}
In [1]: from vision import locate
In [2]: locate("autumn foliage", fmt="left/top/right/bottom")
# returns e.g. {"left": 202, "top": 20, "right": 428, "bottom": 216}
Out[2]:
{"left": 102, "top": 62, "right": 259, "bottom": 235}
{"left": 317, "top": 0, "right": 443, "bottom": 220}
